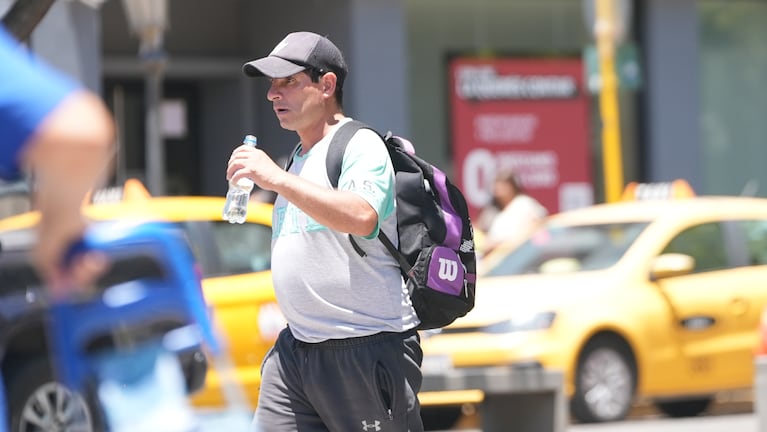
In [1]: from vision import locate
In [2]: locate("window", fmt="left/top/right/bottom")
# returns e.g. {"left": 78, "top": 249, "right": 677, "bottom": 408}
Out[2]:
{"left": 738, "top": 220, "right": 767, "bottom": 265}
{"left": 661, "top": 223, "right": 727, "bottom": 273}
{"left": 209, "top": 221, "right": 272, "bottom": 276}
{"left": 485, "top": 222, "right": 649, "bottom": 276}
{"left": 700, "top": 1, "right": 767, "bottom": 195}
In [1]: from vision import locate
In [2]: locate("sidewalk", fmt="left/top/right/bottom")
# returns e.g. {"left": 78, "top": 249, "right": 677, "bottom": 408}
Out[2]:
{"left": 434, "top": 392, "right": 755, "bottom": 431}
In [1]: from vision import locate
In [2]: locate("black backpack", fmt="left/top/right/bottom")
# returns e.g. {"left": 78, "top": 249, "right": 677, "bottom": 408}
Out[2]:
{"left": 319, "top": 120, "right": 477, "bottom": 330}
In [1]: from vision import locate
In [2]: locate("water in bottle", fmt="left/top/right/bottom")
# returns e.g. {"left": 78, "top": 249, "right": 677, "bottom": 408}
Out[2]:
{"left": 222, "top": 135, "right": 257, "bottom": 224}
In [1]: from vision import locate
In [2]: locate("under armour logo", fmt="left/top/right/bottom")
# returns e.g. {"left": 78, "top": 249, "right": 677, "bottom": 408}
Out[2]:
{"left": 438, "top": 257, "right": 458, "bottom": 281}
{"left": 361, "top": 420, "right": 381, "bottom": 431}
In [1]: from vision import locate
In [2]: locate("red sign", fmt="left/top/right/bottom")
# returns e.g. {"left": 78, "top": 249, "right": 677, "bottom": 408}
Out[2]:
{"left": 449, "top": 57, "right": 593, "bottom": 220}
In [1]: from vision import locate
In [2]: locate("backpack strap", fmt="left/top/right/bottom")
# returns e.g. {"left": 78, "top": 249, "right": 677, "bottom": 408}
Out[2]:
{"left": 377, "top": 227, "right": 412, "bottom": 277}
{"left": 325, "top": 120, "right": 411, "bottom": 274}
{"left": 284, "top": 142, "right": 302, "bottom": 171}
{"left": 326, "top": 120, "right": 373, "bottom": 258}
{"left": 326, "top": 120, "right": 369, "bottom": 188}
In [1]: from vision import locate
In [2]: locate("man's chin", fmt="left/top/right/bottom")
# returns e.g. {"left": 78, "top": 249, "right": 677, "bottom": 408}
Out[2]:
{"left": 276, "top": 116, "right": 296, "bottom": 131}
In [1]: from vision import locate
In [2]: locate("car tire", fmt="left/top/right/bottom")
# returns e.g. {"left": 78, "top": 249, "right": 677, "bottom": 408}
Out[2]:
{"left": 6, "top": 357, "right": 103, "bottom": 432}
{"left": 654, "top": 397, "right": 713, "bottom": 418}
{"left": 571, "top": 335, "right": 636, "bottom": 423}
{"left": 420, "top": 406, "right": 463, "bottom": 431}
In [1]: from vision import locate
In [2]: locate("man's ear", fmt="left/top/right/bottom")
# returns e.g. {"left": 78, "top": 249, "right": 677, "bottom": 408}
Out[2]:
{"left": 321, "top": 72, "right": 338, "bottom": 96}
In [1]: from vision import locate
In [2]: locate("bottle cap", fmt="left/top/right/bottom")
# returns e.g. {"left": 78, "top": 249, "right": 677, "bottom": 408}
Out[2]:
{"left": 243, "top": 135, "right": 258, "bottom": 147}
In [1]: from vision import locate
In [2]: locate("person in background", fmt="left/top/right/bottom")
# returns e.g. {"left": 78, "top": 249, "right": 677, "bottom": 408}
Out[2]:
{"left": 482, "top": 168, "right": 548, "bottom": 256}
{"left": 0, "top": 23, "right": 114, "bottom": 431}
{"left": 228, "top": 31, "right": 423, "bottom": 431}
{"left": 475, "top": 196, "right": 501, "bottom": 234}
{"left": 0, "top": 24, "right": 114, "bottom": 293}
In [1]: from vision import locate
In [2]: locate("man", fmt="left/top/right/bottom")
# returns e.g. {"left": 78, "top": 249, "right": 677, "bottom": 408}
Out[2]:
{"left": 228, "top": 31, "right": 423, "bottom": 431}
{"left": 0, "top": 24, "right": 114, "bottom": 292}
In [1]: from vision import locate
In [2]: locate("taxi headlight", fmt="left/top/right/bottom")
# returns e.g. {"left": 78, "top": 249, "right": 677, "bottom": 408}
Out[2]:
{"left": 482, "top": 311, "right": 556, "bottom": 334}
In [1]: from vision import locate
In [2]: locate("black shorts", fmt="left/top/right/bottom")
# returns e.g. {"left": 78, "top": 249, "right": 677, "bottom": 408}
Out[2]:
{"left": 252, "top": 327, "right": 424, "bottom": 432}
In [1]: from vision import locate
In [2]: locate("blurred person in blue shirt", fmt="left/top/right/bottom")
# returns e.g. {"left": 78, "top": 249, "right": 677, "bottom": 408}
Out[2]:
{"left": 0, "top": 22, "right": 114, "bottom": 431}
{"left": 0, "top": 24, "right": 114, "bottom": 292}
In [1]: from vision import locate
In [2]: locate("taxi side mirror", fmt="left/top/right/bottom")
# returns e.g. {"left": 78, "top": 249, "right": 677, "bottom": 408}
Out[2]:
{"left": 650, "top": 253, "right": 695, "bottom": 281}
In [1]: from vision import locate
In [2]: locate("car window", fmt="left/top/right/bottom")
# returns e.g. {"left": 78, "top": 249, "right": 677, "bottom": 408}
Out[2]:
{"left": 0, "top": 221, "right": 273, "bottom": 279}
{"left": 208, "top": 221, "right": 271, "bottom": 276}
{"left": 738, "top": 219, "right": 767, "bottom": 265}
{"left": 484, "top": 222, "right": 649, "bottom": 276}
{"left": 661, "top": 222, "right": 727, "bottom": 273}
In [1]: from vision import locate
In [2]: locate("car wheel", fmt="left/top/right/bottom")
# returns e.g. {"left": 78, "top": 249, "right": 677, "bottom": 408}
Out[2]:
{"left": 420, "top": 406, "right": 463, "bottom": 431}
{"left": 6, "top": 357, "right": 102, "bottom": 432}
{"left": 571, "top": 336, "right": 636, "bottom": 423}
{"left": 654, "top": 397, "right": 712, "bottom": 418}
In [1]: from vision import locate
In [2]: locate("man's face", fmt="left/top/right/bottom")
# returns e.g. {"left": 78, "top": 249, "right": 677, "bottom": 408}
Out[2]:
{"left": 266, "top": 71, "right": 326, "bottom": 131}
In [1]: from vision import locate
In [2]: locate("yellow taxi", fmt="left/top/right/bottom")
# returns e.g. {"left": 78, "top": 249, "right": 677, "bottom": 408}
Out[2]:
{"left": 420, "top": 188, "right": 767, "bottom": 425}
{"left": 0, "top": 180, "right": 282, "bottom": 427}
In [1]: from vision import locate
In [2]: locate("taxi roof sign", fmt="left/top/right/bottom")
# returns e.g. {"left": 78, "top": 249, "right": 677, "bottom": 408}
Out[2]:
{"left": 621, "top": 179, "right": 695, "bottom": 201}
{"left": 88, "top": 178, "right": 151, "bottom": 204}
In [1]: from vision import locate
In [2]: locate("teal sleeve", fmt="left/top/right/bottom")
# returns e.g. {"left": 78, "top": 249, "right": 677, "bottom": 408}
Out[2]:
{"left": 337, "top": 129, "right": 395, "bottom": 239}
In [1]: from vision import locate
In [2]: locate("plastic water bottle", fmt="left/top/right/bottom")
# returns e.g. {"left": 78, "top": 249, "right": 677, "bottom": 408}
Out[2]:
{"left": 222, "top": 135, "right": 257, "bottom": 224}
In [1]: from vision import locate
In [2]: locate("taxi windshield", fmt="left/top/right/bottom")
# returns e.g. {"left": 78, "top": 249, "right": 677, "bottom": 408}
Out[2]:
{"left": 485, "top": 222, "right": 650, "bottom": 276}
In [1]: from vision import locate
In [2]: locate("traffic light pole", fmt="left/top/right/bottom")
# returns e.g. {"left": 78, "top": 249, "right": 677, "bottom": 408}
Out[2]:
{"left": 595, "top": 0, "right": 624, "bottom": 203}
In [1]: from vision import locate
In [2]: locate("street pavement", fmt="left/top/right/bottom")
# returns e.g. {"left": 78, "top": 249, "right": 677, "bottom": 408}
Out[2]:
{"left": 427, "top": 396, "right": 758, "bottom": 432}
{"left": 569, "top": 413, "right": 756, "bottom": 432}
{"left": 192, "top": 411, "right": 757, "bottom": 432}
{"left": 425, "top": 413, "right": 756, "bottom": 432}
{"left": 192, "top": 397, "right": 759, "bottom": 432}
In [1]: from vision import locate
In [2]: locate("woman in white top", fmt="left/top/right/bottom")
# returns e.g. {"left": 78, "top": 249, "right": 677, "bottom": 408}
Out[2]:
{"left": 483, "top": 169, "right": 548, "bottom": 255}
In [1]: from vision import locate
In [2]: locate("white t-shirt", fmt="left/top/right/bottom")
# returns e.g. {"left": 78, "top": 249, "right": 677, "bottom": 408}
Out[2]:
{"left": 486, "top": 194, "right": 548, "bottom": 248}
{"left": 271, "top": 118, "right": 419, "bottom": 342}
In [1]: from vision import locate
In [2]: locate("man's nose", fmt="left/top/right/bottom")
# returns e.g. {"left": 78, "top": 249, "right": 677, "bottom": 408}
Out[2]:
{"left": 267, "top": 85, "right": 281, "bottom": 101}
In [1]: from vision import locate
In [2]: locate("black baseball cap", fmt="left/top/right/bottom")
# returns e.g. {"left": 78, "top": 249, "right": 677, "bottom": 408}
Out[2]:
{"left": 242, "top": 32, "right": 348, "bottom": 87}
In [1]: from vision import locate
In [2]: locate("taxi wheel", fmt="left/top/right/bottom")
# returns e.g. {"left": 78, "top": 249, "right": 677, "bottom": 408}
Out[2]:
{"left": 571, "top": 335, "right": 636, "bottom": 423}
{"left": 6, "top": 357, "right": 103, "bottom": 432}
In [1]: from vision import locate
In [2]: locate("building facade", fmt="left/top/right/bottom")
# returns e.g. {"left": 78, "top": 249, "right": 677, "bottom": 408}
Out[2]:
{"left": 13, "top": 0, "right": 767, "bottom": 208}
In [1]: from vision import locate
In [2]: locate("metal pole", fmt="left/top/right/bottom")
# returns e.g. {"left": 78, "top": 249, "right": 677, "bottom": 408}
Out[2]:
{"left": 595, "top": 0, "right": 624, "bottom": 203}
{"left": 144, "top": 55, "right": 165, "bottom": 196}
{"left": 113, "top": 86, "right": 127, "bottom": 184}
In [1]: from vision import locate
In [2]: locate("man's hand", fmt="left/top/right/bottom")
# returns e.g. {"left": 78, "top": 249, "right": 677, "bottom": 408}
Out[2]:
{"left": 225, "top": 142, "right": 378, "bottom": 237}
{"left": 33, "top": 213, "right": 108, "bottom": 298}
{"left": 20, "top": 90, "right": 115, "bottom": 297}
{"left": 226, "top": 144, "right": 286, "bottom": 192}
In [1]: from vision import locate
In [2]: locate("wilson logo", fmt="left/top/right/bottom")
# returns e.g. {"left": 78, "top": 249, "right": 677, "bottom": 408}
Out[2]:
{"left": 437, "top": 258, "right": 458, "bottom": 282}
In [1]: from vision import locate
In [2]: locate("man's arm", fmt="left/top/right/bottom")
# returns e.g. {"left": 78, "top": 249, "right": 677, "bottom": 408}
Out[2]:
{"left": 21, "top": 90, "right": 115, "bottom": 292}
{"left": 227, "top": 145, "right": 378, "bottom": 237}
{"left": 272, "top": 174, "right": 378, "bottom": 236}
{"left": 0, "top": 24, "right": 115, "bottom": 291}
